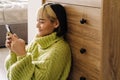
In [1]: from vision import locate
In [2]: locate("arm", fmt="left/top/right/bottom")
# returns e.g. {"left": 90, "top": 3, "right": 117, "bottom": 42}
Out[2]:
{"left": 5, "top": 51, "right": 17, "bottom": 70}
{"left": 5, "top": 42, "right": 71, "bottom": 80}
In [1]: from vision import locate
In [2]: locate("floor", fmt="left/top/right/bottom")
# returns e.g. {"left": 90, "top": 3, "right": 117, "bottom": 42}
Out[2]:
{"left": 0, "top": 48, "right": 9, "bottom": 80}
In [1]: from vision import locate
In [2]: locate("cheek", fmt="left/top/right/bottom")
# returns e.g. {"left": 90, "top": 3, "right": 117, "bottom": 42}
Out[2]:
{"left": 36, "top": 23, "right": 44, "bottom": 29}
{"left": 47, "top": 25, "right": 55, "bottom": 31}
{"left": 42, "top": 25, "right": 55, "bottom": 35}
{"left": 36, "top": 22, "right": 40, "bottom": 28}
{"left": 46, "top": 24, "right": 54, "bottom": 31}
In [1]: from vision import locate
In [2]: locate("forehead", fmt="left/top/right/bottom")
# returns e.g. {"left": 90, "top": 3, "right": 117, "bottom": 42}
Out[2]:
{"left": 37, "top": 11, "right": 47, "bottom": 19}
{"left": 37, "top": 5, "right": 57, "bottom": 20}
{"left": 37, "top": 9, "right": 47, "bottom": 19}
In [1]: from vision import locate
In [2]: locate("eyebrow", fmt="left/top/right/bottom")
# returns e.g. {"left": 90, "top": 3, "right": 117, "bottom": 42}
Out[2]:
{"left": 39, "top": 19, "right": 45, "bottom": 20}
{"left": 37, "top": 18, "right": 45, "bottom": 21}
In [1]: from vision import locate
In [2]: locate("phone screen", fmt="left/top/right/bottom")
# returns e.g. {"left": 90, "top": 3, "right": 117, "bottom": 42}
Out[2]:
{"left": 5, "top": 24, "right": 13, "bottom": 34}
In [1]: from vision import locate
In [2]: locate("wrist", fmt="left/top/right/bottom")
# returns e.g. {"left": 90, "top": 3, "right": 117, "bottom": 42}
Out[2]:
{"left": 17, "top": 53, "right": 27, "bottom": 60}
{"left": 17, "top": 50, "right": 26, "bottom": 56}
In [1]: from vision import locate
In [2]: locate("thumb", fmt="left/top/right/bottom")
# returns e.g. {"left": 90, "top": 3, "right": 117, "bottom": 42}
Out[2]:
{"left": 11, "top": 34, "right": 18, "bottom": 41}
{"left": 13, "top": 33, "right": 19, "bottom": 39}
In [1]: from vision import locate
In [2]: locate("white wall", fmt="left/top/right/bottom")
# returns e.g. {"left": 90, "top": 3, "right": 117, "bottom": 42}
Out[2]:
{"left": 28, "top": 0, "right": 42, "bottom": 43}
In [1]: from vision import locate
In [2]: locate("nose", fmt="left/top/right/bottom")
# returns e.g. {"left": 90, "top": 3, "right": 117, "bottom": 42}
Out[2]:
{"left": 36, "top": 21, "right": 40, "bottom": 28}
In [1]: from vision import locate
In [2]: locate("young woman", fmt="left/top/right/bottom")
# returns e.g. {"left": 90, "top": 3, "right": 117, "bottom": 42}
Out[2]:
{"left": 5, "top": 3, "right": 71, "bottom": 80}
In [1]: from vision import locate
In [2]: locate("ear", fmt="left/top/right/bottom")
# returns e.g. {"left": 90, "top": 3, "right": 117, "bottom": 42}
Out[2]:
{"left": 54, "top": 19, "right": 59, "bottom": 28}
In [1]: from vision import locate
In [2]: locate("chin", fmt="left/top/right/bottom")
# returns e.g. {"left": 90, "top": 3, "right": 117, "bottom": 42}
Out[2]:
{"left": 37, "top": 32, "right": 47, "bottom": 37}
{"left": 37, "top": 32, "right": 52, "bottom": 37}
{"left": 37, "top": 32, "right": 43, "bottom": 37}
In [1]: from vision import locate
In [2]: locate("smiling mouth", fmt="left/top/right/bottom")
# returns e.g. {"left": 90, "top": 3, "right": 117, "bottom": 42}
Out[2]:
{"left": 38, "top": 29, "right": 42, "bottom": 32}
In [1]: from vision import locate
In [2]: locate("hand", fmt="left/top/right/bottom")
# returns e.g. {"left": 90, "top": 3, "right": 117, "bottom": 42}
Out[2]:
{"left": 11, "top": 34, "right": 26, "bottom": 56}
{"left": 5, "top": 33, "right": 13, "bottom": 50}
{"left": 5, "top": 34, "right": 26, "bottom": 56}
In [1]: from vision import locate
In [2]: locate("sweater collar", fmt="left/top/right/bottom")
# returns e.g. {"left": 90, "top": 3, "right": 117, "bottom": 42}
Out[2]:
{"left": 34, "top": 32, "right": 61, "bottom": 49}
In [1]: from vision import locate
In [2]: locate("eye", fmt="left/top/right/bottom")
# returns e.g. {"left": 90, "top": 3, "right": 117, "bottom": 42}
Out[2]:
{"left": 39, "top": 21, "right": 45, "bottom": 23}
{"left": 37, "top": 19, "right": 45, "bottom": 24}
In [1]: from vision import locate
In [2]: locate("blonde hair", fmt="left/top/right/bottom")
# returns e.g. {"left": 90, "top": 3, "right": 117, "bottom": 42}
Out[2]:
{"left": 37, "top": 4, "right": 57, "bottom": 22}
{"left": 37, "top": 3, "right": 67, "bottom": 37}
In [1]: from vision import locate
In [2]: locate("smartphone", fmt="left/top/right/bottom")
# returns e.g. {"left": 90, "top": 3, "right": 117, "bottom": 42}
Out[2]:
{"left": 5, "top": 24, "right": 13, "bottom": 35}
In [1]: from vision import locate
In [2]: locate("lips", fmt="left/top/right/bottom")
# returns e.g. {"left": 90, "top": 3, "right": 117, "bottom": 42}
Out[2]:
{"left": 38, "top": 29, "right": 42, "bottom": 32}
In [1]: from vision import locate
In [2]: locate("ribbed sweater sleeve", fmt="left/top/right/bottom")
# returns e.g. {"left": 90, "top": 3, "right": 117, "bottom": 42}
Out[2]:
{"left": 8, "top": 54, "right": 34, "bottom": 80}
{"left": 5, "top": 51, "right": 17, "bottom": 70}
{"left": 6, "top": 48, "right": 70, "bottom": 80}
{"left": 5, "top": 33, "right": 71, "bottom": 80}
{"left": 5, "top": 44, "right": 71, "bottom": 80}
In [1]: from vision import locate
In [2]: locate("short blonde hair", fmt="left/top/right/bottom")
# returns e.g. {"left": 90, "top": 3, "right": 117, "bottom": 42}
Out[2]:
{"left": 37, "top": 3, "right": 67, "bottom": 37}
{"left": 37, "top": 3, "right": 57, "bottom": 22}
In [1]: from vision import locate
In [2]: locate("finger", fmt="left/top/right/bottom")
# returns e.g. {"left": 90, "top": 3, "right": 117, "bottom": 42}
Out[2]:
{"left": 6, "top": 35, "right": 12, "bottom": 40}
{"left": 19, "top": 39, "right": 25, "bottom": 44}
{"left": 5, "top": 39, "right": 11, "bottom": 45}
{"left": 12, "top": 35, "right": 18, "bottom": 41}
{"left": 13, "top": 33, "right": 19, "bottom": 39}
{"left": 6, "top": 39, "right": 12, "bottom": 43}
{"left": 19, "top": 38, "right": 25, "bottom": 42}
{"left": 5, "top": 43, "right": 10, "bottom": 48}
{"left": 6, "top": 32, "right": 13, "bottom": 36}
{"left": 5, "top": 41, "right": 11, "bottom": 48}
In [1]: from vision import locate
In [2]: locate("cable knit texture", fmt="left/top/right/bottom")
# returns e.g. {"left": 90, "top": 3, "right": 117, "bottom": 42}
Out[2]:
{"left": 5, "top": 32, "right": 71, "bottom": 80}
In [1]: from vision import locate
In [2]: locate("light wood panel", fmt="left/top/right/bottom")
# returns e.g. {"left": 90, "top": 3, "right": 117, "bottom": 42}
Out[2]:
{"left": 67, "top": 34, "right": 102, "bottom": 69}
{"left": 47, "top": 0, "right": 101, "bottom": 8}
{"left": 63, "top": 4, "right": 102, "bottom": 44}
{"left": 102, "top": 0, "right": 120, "bottom": 80}
{"left": 65, "top": 5, "right": 102, "bottom": 30}
{"left": 66, "top": 32, "right": 102, "bottom": 80}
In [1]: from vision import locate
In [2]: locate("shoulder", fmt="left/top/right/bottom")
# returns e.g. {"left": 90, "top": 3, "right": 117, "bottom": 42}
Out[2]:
{"left": 50, "top": 38, "right": 71, "bottom": 55}
{"left": 47, "top": 39, "right": 71, "bottom": 63}
{"left": 55, "top": 38, "right": 69, "bottom": 47}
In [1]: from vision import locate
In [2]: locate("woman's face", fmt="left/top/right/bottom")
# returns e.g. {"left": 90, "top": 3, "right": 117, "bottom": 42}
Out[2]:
{"left": 36, "top": 17, "right": 58, "bottom": 37}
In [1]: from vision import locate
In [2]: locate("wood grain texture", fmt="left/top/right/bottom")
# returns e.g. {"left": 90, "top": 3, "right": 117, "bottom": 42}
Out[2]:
{"left": 64, "top": 4, "right": 102, "bottom": 80}
{"left": 102, "top": 0, "right": 120, "bottom": 80}
{"left": 47, "top": 0, "right": 101, "bottom": 8}
{"left": 63, "top": 4, "right": 102, "bottom": 44}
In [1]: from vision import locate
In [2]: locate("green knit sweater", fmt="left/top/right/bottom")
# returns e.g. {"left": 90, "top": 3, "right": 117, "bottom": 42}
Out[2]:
{"left": 5, "top": 32, "right": 71, "bottom": 80}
